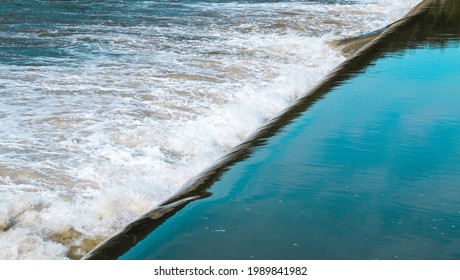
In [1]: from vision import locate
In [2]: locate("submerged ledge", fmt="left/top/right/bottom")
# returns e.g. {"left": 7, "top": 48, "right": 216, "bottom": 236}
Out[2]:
{"left": 84, "top": 0, "right": 457, "bottom": 260}
{"left": 331, "top": 0, "right": 433, "bottom": 57}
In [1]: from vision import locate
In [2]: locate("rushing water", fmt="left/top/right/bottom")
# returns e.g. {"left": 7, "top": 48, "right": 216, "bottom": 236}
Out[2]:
{"left": 106, "top": 0, "right": 460, "bottom": 260}
{"left": 0, "top": 0, "right": 420, "bottom": 259}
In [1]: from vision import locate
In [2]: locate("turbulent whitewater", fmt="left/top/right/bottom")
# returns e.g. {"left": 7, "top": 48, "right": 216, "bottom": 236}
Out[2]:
{"left": 0, "top": 0, "right": 420, "bottom": 259}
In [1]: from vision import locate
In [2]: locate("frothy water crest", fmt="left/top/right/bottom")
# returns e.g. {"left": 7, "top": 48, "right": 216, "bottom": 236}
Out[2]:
{"left": 0, "top": 0, "right": 421, "bottom": 259}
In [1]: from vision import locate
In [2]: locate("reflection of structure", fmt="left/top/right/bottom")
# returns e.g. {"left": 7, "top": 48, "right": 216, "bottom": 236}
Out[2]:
{"left": 338, "top": 0, "right": 459, "bottom": 56}
{"left": 333, "top": 0, "right": 460, "bottom": 90}
{"left": 85, "top": 0, "right": 460, "bottom": 260}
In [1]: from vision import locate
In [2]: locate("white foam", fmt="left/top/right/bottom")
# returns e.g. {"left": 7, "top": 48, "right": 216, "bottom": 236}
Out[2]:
{"left": 0, "top": 0, "right": 421, "bottom": 259}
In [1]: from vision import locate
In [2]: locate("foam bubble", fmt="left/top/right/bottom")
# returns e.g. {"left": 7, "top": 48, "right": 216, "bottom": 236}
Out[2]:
{"left": 0, "top": 228, "right": 68, "bottom": 260}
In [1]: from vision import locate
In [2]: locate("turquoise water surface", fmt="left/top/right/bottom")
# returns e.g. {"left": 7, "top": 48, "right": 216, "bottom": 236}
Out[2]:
{"left": 104, "top": 1, "right": 460, "bottom": 260}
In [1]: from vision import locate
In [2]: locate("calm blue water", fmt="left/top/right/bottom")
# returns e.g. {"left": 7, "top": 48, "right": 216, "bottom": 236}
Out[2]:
{"left": 118, "top": 6, "right": 460, "bottom": 259}
{"left": 0, "top": 0, "right": 420, "bottom": 259}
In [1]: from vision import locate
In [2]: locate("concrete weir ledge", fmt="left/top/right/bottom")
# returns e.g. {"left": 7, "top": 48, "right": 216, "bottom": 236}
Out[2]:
{"left": 83, "top": 0, "right": 444, "bottom": 260}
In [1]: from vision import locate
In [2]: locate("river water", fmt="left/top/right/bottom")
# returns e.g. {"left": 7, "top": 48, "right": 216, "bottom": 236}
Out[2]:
{"left": 0, "top": 0, "right": 420, "bottom": 259}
